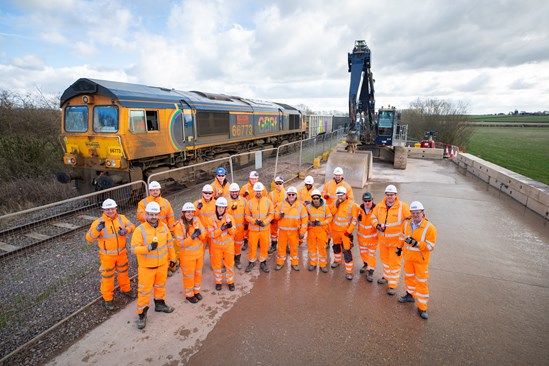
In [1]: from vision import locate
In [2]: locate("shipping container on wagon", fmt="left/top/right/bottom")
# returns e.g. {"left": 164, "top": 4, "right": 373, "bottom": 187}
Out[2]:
{"left": 332, "top": 116, "right": 348, "bottom": 132}
{"left": 305, "top": 115, "right": 333, "bottom": 138}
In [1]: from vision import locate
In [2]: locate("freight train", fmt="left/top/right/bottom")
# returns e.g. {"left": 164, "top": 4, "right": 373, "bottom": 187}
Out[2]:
{"left": 57, "top": 78, "right": 305, "bottom": 194}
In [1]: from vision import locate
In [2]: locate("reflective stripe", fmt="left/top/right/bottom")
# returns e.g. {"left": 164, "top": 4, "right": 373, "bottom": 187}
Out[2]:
{"left": 99, "top": 248, "right": 127, "bottom": 255}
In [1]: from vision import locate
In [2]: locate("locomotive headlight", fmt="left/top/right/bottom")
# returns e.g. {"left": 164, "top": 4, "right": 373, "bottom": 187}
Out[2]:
{"left": 106, "top": 161, "right": 111, "bottom": 167}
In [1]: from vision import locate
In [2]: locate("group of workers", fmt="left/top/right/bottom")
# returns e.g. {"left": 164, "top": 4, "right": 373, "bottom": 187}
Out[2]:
{"left": 86, "top": 166, "right": 437, "bottom": 329}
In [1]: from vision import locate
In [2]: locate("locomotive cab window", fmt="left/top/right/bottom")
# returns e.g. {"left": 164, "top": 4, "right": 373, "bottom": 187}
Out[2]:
{"left": 129, "top": 110, "right": 147, "bottom": 133}
{"left": 65, "top": 106, "right": 88, "bottom": 132}
{"left": 146, "top": 111, "right": 159, "bottom": 131}
{"left": 93, "top": 106, "right": 119, "bottom": 133}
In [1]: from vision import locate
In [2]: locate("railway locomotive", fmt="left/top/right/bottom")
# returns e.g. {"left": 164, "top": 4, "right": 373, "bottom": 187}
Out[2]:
{"left": 57, "top": 78, "right": 304, "bottom": 194}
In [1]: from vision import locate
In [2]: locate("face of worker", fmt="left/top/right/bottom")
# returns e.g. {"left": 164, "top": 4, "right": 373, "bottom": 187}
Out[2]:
{"left": 411, "top": 210, "right": 424, "bottom": 224}
{"left": 146, "top": 212, "right": 159, "bottom": 225}
{"left": 103, "top": 207, "right": 117, "bottom": 219}
{"left": 216, "top": 206, "right": 226, "bottom": 215}
{"left": 334, "top": 174, "right": 343, "bottom": 183}
{"left": 216, "top": 174, "right": 226, "bottom": 184}
{"left": 150, "top": 188, "right": 161, "bottom": 198}
{"left": 287, "top": 192, "right": 297, "bottom": 203}
{"left": 249, "top": 177, "right": 258, "bottom": 185}
{"left": 230, "top": 191, "right": 239, "bottom": 199}
{"left": 202, "top": 191, "right": 213, "bottom": 201}
{"left": 183, "top": 211, "right": 194, "bottom": 221}
{"left": 311, "top": 195, "right": 321, "bottom": 206}
{"left": 275, "top": 181, "right": 283, "bottom": 191}
{"left": 337, "top": 193, "right": 346, "bottom": 202}
{"left": 305, "top": 184, "right": 313, "bottom": 190}
{"left": 363, "top": 198, "right": 373, "bottom": 209}
{"left": 254, "top": 190, "right": 262, "bottom": 199}
{"left": 385, "top": 192, "right": 397, "bottom": 205}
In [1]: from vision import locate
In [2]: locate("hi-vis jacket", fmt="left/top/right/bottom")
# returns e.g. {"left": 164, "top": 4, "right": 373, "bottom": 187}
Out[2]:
{"left": 193, "top": 198, "right": 216, "bottom": 228}
{"left": 307, "top": 199, "right": 333, "bottom": 230}
{"left": 131, "top": 221, "right": 175, "bottom": 268}
{"left": 356, "top": 204, "right": 379, "bottom": 244}
{"left": 228, "top": 196, "right": 247, "bottom": 230}
{"left": 245, "top": 196, "right": 274, "bottom": 232}
{"left": 212, "top": 179, "right": 230, "bottom": 199}
{"left": 276, "top": 199, "right": 308, "bottom": 236}
{"left": 399, "top": 218, "right": 437, "bottom": 264}
{"left": 298, "top": 186, "right": 314, "bottom": 204}
{"left": 269, "top": 189, "right": 286, "bottom": 207}
{"left": 330, "top": 199, "right": 358, "bottom": 234}
{"left": 173, "top": 217, "right": 207, "bottom": 260}
{"left": 373, "top": 197, "right": 411, "bottom": 246}
{"left": 209, "top": 213, "right": 236, "bottom": 246}
{"left": 322, "top": 179, "right": 354, "bottom": 206}
{"left": 240, "top": 181, "right": 268, "bottom": 200}
{"left": 86, "top": 213, "right": 135, "bottom": 255}
{"left": 136, "top": 196, "right": 175, "bottom": 232}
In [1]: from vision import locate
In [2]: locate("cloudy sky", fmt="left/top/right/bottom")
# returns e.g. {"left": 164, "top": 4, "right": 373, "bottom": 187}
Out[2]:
{"left": 1, "top": 0, "right": 548, "bottom": 114}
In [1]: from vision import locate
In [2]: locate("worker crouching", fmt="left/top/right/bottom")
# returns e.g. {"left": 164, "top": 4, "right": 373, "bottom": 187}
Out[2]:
{"left": 131, "top": 202, "right": 176, "bottom": 330}
{"left": 329, "top": 187, "right": 358, "bottom": 280}
{"left": 174, "top": 202, "right": 207, "bottom": 304}
{"left": 306, "top": 189, "right": 333, "bottom": 272}
{"left": 209, "top": 197, "right": 237, "bottom": 291}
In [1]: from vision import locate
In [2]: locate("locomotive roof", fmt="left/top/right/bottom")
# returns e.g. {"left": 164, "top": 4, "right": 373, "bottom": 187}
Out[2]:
{"left": 60, "top": 78, "right": 288, "bottom": 113}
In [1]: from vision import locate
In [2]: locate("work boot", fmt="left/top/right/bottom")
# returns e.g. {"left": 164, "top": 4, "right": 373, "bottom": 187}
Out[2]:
{"left": 167, "top": 270, "right": 174, "bottom": 277}
{"left": 320, "top": 266, "right": 328, "bottom": 273}
{"left": 377, "top": 277, "right": 388, "bottom": 285}
{"left": 286, "top": 245, "right": 290, "bottom": 254}
{"left": 275, "top": 263, "right": 284, "bottom": 271}
{"left": 360, "top": 263, "right": 368, "bottom": 274}
{"left": 308, "top": 264, "right": 316, "bottom": 271}
{"left": 245, "top": 261, "right": 255, "bottom": 272}
{"left": 242, "top": 239, "right": 248, "bottom": 251}
{"left": 215, "top": 284, "right": 222, "bottom": 291}
{"left": 137, "top": 306, "right": 148, "bottom": 329}
{"left": 366, "top": 269, "right": 374, "bottom": 282}
{"left": 291, "top": 265, "right": 300, "bottom": 271}
{"left": 154, "top": 299, "right": 174, "bottom": 313}
{"left": 331, "top": 261, "right": 340, "bottom": 269}
{"left": 121, "top": 289, "right": 137, "bottom": 300}
{"left": 194, "top": 293, "right": 203, "bottom": 301}
{"left": 260, "top": 261, "right": 270, "bottom": 273}
{"left": 234, "top": 254, "right": 242, "bottom": 269}
{"left": 268, "top": 240, "right": 277, "bottom": 254}
{"left": 399, "top": 292, "right": 415, "bottom": 303}
{"left": 186, "top": 296, "right": 199, "bottom": 304}
{"left": 345, "top": 273, "right": 353, "bottom": 280}
{"left": 387, "top": 288, "right": 396, "bottom": 296}
{"left": 418, "top": 308, "right": 429, "bottom": 320}
{"left": 103, "top": 300, "right": 114, "bottom": 311}
{"left": 228, "top": 283, "right": 235, "bottom": 291}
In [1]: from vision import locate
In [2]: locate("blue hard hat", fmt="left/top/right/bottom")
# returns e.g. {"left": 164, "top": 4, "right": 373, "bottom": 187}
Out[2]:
{"left": 216, "top": 167, "right": 227, "bottom": 175}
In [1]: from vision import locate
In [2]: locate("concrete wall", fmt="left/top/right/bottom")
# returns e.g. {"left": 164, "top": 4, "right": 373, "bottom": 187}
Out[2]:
{"left": 406, "top": 147, "right": 444, "bottom": 159}
{"left": 453, "top": 153, "right": 549, "bottom": 220}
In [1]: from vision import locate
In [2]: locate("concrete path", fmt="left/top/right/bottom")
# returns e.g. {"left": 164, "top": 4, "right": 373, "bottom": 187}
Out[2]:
{"left": 49, "top": 159, "right": 549, "bottom": 366}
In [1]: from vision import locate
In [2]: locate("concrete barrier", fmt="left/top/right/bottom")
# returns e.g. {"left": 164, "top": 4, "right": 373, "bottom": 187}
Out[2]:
{"left": 406, "top": 147, "right": 444, "bottom": 159}
{"left": 453, "top": 153, "right": 549, "bottom": 220}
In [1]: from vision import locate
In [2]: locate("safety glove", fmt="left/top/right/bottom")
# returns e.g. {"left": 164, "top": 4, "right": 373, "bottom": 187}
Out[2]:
{"left": 376, "top": 224, "right": 386, "bottom": 232}
{"left": 231, "top": 203, "right": 238, "bottom": 210}
{"left": 96, "top": 221, "right": 105, "bottom": 231}
{"left": 148, "top": 237, "right": 158, "bottom": 251}
{"left": 197, "top": 202, "right": 203, "bottom": 209}
{"left": 357, "top": 213, "right": 362, "bottom": 221}
{"left": 299, "top": 234, "right": 305, "bottom": 240}
{"left": 405, "top": 237, "right": 418, "bottom": 247}
{"left": 243, "top": 191, "right": 249, "bottom": 198}
{"left": 191, "top": 228, "right": 201, "bottom": 240}
{"left": 169, "top": 261, "right": 177, "bottom": 268}
{"left": 279, "top": 212, "right": 285, "bottom": 218}
{"left": 118, "top": 228, "right": 127, "bottom": 236}
{"left": 304, "top": 200, "right": 311, "bottom": 205}
{"left": 396, "top": 247, "right": 402, "bottom": 256}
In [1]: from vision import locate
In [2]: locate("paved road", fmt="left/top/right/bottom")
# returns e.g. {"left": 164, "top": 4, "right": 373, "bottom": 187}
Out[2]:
{"left": 50, "top": 159, "right": 549, "bottom": 366}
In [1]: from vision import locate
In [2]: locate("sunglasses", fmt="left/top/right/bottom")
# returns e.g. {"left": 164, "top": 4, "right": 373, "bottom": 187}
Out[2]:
{"left": 363, "top": 199, "right": 372, "bottom": 203}
{"left": 287, "top": 193, "right": 296, "bottom": 196}
{"left": 312, "top": 197, "right": 320, "bottom": 200}
{"left": 203, "top": 192, "right": 213, "bottom": 195}
{"left": 217, "top": 174, "right": 226, "bottom": 177}
{"left": 275, "top": 182, "right": 283, "bottom": 185}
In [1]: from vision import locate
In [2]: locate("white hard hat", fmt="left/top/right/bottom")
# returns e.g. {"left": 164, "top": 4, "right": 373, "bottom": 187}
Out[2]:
{"left": 182, "top": 202, "right": 196, "bottom": 211}
{"left": 385, "top": 184, "right": 398, "bottom": 193}
{"left": 311, "top": 189, "right": 321, "bottom": 197}
{"left": 333, "top": 167, "right": 344, "bottom": 175}
{"left": 253, "top": 182, "right": 264, "bottom": 191}
{"left": 274, "top": 176, "right": 284, "bottom": 183}
{"left": 410, "top": 201, "right": 425, "bottom": 211}
{"left": 287, "top": 186, "right": 298, "bottom": 194}
{"left": 304, "top": 176, "right": 314, "bottom": 184}
{"left": 215, "top": 197, "right": 228, "bottom": 207}
{"left": 102, "top": 198, "right": 117, "bottom": 209}
{"left": 148, "top": 181, "right": 161, "bottom": 190}
{"left": 145, "top": 201, "right": 161, "bottom": 213}
{"left": 249, "top": 171, "right": 259, "bottom": 179}
{"left": 336, "top": 186, "right": 347, "bottom": 195}
{"left": 229, "top": 183, "right": 240, "bottom": 192}
{"left": 202, "top": 184, "right": 214, "bottom": 193}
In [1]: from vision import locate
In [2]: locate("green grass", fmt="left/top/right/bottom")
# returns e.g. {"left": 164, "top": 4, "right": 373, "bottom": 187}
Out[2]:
{"left": 466, "top": 127, "right": 549, "bottom": 185}
{"left": 470, "top": 115, "right": 549, "bottom": 123}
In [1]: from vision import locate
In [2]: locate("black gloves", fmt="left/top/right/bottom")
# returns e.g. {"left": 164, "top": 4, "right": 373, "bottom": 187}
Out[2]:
{"left": 244, "top": 223, "right": 249, "bottom": 231}
{"left": 191, "top": 228, "right": 201, "bottom": 240}
{"left": 396, "top": 247, "right": 402, "bottom": 256}
{"left": 376, "top": 224, "right": 385, "bottom": 232}
{"left": 221, "top": 222, "right": 233, "bottom": 231}
{"left": 299, "top": 234, "right": 305, "bottom": 240}
{"left": 357, "top": 214, "right": 362, "bottom": 221}
{"left": 243, "top": 191, "right": 249, "bottom": 198}
{"left": 197, "top": 202, "right": 203, "bottom": 209}
{"left": 148, "top": 240, "right": 158, "bottom": 251}
{"left": 279, "top": 212, "right": 285, "bottom": 218}
{"left": 118, "top": 228, "right": 127, "bottom": 236}
{"left": 314, "top": 219, "right": 321, "bottom": 227}
{"left": 254, "top": 219, "right": 265, "bottom": 227}
{"left": 304, "top": 200, "right": 310, "bottom": 205}
{"left": 405, "top": 237, "right": 418, "bottom": 247}
{"left": 231, "top": 203, "right": 238, "bottom": 210}
{"left": 96, "top": 221, "right": 105, "bottom": 231}
{"left": 169, "top": 261, "right": 177, "bottom": 268}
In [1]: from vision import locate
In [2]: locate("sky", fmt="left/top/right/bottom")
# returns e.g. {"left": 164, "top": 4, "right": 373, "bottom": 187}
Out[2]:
{"left": 1, "top": 0, "right": 548, "bottom": 114}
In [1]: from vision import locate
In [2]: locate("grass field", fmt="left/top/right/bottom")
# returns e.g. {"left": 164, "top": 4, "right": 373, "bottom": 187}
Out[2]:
{"left": 470, "top": 115, "right": 549, "bottom": 123}
{"left": 466, "top": 127, "right": 549, "bottom": 185}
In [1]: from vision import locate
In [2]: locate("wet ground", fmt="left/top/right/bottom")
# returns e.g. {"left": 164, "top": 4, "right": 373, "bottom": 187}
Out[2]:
{"left": 49, "top": 159, "right": 549, "bottom": 366}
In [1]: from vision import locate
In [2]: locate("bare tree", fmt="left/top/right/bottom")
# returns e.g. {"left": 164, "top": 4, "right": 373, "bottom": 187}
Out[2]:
{"left": 402, "top": 98, "right": 473, "bottom": 147}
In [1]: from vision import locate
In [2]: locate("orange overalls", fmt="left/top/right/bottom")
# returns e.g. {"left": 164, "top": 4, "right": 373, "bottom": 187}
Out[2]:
{"left": 194, "top": 198, "right": 216, "bottom": 255}
{"left": 356, "top": 204, "right": 379, "bottom": 271}
{"left": 173, "top": 217, "right": 206, "bottom": 299}
{"left": 269, "top": 188, "right": 286, "bottom": 244}
{"left": 86, "top": 213, "right": 135, "bottom": 301}
{"left": 399, "top": 218, "right": 437, "bottom": 311}
{"left": 245, "top": 196, "right": 274, "bottom": 263}
{"left": 374, "top": 198, "right": 411, "bottom": 290}
{"left": 228, "top": 196, "right": 248, "bottom": 255}
{"left": 209, "top": 213, "right": 236, "bottom": 285}
{"left": 321, "top": 179, "right": 354, "bottom": 207}
{"left": 131, "top": 222, "right": 175, "bottom": 315}
{"left": 298, "top": 186, "right": 314, "bottom": 204}
{"left": 136, "top": 196, "right": 177, "bottom": 263}
{"left": 212, "top": 178, "right": 230, "bottom": 199}
{"left": 275, "top": 200, "right": 308, "bottom": 266}
{"left": 330, "top": 199, "right": 358, "bottom": 274}
{"left": 306, "top": 199, "right": 333, "bottom": 269}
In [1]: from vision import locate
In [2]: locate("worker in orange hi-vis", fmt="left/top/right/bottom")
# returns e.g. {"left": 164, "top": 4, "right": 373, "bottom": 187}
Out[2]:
{"left": 321, "top": 167, "right": 354, "bottom": 207}
{"left": 211, "top": 167, "right": 230, "bottom": 199}
{"left": 227, "top": 183, "right": 247, "bottom": 269}
{"left": 306, "top": 189, "right": 332, "bottom": 272}
{"left": 137, "top": 181, "right": 178, "bottom": 276}
{"left": 329, "top": 186, "right": 359, "bottom": 280}
{"left": 274, "top": 187, "right": 308, "bottom": 271}
{"left": 396, "top": 201, "right": 437, "bottom": 320}
{"left": 356, "top": 191, "right": 379, "bottom": 283}
{"left": 86, "top": 198, "right": 136, "bottom": 311}
{"left": 298, "top": 175, "right": 315, "bottom": 205}
{"left": 173, "top": 202, "right": 207, "bottom": 304}
{"left": 240, "top": 170, "right": 268, "bottom": 200}
{"left": 131, "top": 201, "right": 176, "bottom": 330}
{"left": 268, "top": 176, "right": 286, "bottom": 255}
{"left": 244, "top": 182, "right": 274, "bottom": 274}
{"left": 194, "top": 184, "right": 217, "bottom": 258}
{"left": 208, "top": 197, "right": 237, "bottom": 291}
{"left": 373, "top": 184, "right": 411, "bottom": 296}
